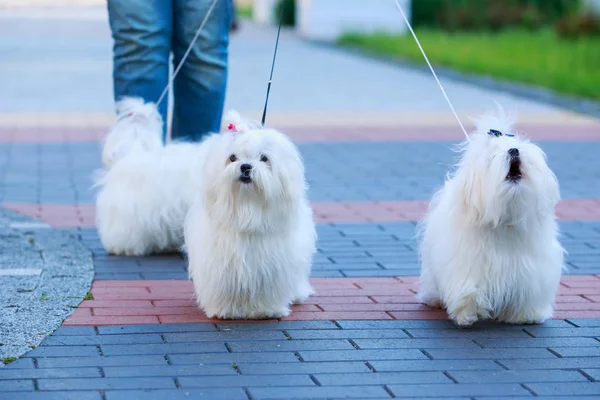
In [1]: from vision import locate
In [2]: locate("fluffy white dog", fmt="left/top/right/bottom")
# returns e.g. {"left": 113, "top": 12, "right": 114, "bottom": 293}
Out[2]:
{"left": 418, "top": 110, "right": 564, "bottom": 327}
{"left": 185, "top": 113, "right": 316, "bottom": 319}
{"left": 95, "top": 97, "right": 205, "bottom": 256}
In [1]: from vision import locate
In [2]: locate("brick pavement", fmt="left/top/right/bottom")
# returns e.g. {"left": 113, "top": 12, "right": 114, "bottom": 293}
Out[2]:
{"left": 2, "top": 8, "right": 600, "bottom": 399}
{"left": 2, "top": 119, "right": 600, "bottom": 399}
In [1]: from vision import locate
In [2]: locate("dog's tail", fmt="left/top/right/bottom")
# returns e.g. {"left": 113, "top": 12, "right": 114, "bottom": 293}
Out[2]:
{"left": 471, "top": 104, "right": 518, "bottom": 137}
{"left": 101, "top": 97, "right": 163, "bottom": 168}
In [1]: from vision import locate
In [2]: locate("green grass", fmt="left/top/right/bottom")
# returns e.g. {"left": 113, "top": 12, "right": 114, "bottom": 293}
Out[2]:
{"left": 2, "top": 357, "right": 17, "bottom": 365}
{"left": 338, "top": 29, "right": 600, "bottom": 100}
{"left": 237, "top": 4, "right": 253, "bottom": 19}
{"left": 83, "top": 291, "right": 93, "bottom": 301}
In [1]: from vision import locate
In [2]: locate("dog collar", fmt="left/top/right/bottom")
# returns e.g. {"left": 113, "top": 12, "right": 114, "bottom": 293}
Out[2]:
{"left": 488, "top": 129, "right": 514, "bottom": 137}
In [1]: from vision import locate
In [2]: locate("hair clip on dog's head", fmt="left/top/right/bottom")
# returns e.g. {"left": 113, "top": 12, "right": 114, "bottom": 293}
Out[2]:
{"left": 487, "top": 129, "right": 514, "bottom": 138}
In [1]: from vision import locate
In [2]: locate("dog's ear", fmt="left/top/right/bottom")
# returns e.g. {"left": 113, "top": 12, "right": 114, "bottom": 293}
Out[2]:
{"left": 453, "top": 165, "right": 485, "bottom": 225}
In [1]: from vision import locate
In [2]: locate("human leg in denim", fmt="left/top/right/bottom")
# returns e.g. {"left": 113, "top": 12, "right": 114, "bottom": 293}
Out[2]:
{"left": 171, "top": 0, "right": 231, "bottom": 141}
{"left": 107, "top": 0, "right": 172, "bottom": 141}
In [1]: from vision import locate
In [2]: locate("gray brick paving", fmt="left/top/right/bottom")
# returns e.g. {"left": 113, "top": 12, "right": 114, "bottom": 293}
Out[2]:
{"left": 248, "top": 386, "right": 392, "bottom": 399}
{"left": 527, "top": 382, "right": 600, "bottom": 396}
{"left": 0, "top": 392, "right": 103, "bottom": 400}
{"left": 105, "top": 388, "right": 249, "bottom": 400}
{"left": 3, "top": 320, "right": 600, "bottom": 397}
{"left": 37, "top": 377, "right": 177, "bottom": 390}
{"left": 69, "top": 220, "right": 600, "bottom": 279}
{"left": 388, "top": 383, "right": 531, "bottom": 397}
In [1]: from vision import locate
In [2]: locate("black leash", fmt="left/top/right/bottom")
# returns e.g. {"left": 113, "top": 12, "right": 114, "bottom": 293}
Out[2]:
{"left": 261, "top": 0, "right": 286, "bottom": 126}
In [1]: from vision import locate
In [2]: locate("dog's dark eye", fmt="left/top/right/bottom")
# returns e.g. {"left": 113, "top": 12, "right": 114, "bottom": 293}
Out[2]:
{"left": 229, "top": 154, "right": 237, "bottom": 162}
{"left": 260, "top": 155, "right": 268, "bottom": 163}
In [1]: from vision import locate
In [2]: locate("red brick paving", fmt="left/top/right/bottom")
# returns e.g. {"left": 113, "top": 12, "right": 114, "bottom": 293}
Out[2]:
{"left": 1, "top": 123, "right": 599, "bottom": 144}
{"left": 2, "top": 203, "right": 95, "bottom": 227}
{"left": 0, "top": 126, "right": 104, "bottom": 143}
{"left": 5, "top": 199, "right": 600, "bottom": 228}
{"left": 63, "top": 276, "right": 600, "bottom": 326}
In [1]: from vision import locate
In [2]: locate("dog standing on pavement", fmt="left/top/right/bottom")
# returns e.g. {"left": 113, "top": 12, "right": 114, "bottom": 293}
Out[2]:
{"left": 95, "top": 97, "right": 206, "bottom": 256}
{"left": 417, "top": 109, "right": 565, "bottom": 326}
{"left": 185, "top": 112, "right": 316, "bottom": 319}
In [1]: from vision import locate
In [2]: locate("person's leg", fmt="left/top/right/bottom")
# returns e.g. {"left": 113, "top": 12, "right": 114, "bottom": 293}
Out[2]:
{"left": 107, "top": 0, "right": 173, "bottom": 141}
{"left": 171, "top": 0, "right": 232, "bottom": 141}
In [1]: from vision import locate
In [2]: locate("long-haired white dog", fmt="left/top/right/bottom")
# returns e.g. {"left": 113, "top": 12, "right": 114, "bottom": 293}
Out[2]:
{"left": 95, "top": 97, "right": 205, "bottom": 256}
{"left": 418, "top": 110, "right": 564, "bottom": 327}
{"left": 185, "top": 114, "right": 316, "bottom": 319}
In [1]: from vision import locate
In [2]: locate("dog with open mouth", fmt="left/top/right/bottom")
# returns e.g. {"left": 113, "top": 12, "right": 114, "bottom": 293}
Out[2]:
{"left": 184, "top": 112, "right": 316, "bottom": 319}
{"left": 417, "top": 109, "right": 565, "bottom": 327}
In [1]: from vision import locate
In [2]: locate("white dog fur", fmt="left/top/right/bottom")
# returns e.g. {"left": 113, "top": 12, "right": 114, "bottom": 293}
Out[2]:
{"left": 95, "top": 97, "right": 206, "bottom": 256}
{"left": 185, "top": 113, "right": 316, "bottom": 319}
{"left": 418, "top": 109, "right": 565, "bottom": 327}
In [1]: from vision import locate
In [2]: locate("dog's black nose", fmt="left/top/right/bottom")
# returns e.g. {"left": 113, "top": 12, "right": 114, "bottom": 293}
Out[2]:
{"left": 240, "top": 163, "right": 252, "bottom": 177}
{"left": 508, "top": 148, "right": 519, "bottom": 157}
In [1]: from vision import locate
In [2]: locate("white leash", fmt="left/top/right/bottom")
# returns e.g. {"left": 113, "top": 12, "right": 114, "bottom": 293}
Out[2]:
{"left": 393, "top": 0, "right": 470, "bottom": 141}
{"left": 156, "top": 0, "right": 220, "bottom": 108}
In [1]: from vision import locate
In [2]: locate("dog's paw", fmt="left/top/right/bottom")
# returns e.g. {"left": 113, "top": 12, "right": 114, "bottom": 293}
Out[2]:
{"left": 452, "top": 310, "right": 478, "bottom": 327}
{"left": 418, "top": 292, "right": 444, "bottom": 308}
{"left": 503, "top": 307, "right": 551, "bottom": 325}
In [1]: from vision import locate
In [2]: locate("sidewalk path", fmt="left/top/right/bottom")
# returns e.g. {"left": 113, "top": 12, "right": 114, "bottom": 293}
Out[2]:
{"left": 1, "top": 6, "right": 600, "bottom": 399}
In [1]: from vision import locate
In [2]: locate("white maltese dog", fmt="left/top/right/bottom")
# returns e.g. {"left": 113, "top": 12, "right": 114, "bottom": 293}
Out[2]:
{"left": 95, "top": 97, "right": 205, "bottom": 256}
{"left": 185, "top": 113, "right": 316, "bottom": 319}
{"left": 418, "top": 110, "right": 564, "bottom": 327}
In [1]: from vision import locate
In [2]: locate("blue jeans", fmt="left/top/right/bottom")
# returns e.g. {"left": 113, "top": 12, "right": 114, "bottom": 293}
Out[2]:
{"left": 107, "top": 0, "right": 231, "bottom": 141}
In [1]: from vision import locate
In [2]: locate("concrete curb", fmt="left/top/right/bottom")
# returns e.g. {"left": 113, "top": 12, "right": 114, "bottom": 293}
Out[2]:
{"left": 0, "top": 208, "right": 94, "bottom": 363}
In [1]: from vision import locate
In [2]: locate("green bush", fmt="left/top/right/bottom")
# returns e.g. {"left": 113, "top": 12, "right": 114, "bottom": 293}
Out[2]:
{"left": 411, "top": 0, "right": 581, "bottom": 32}
{"left": 274, "top": 0, "right": 295, "bottom": 27}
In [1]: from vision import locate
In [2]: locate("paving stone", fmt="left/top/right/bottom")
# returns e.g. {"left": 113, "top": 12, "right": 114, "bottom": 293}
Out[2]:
{"left": 103, "top": 364, "right": 237, "bottom": 377}
{"left": 475, "top": 337, "right": 599, "bottom": 348}
{"left": 216, "top": 321, "right": 339, "bottom": 330}
{"left": 227, "top": 339, "right": 355, "bottom": 352}
{"left": 163, "top": 331, "right": 287, "bottom": 342}
{"left": 449, "top": 369, "right": 588, "bottom": 383}
{"left": 51, "top": 326, "right": 97, "bottom": 336}
{"left": 524, "top": 327, "right": 600, "bottom": 337}
{"left": 0, "top": 379, "right": 35, "bottom": 391}
{"left": 298, "top": 349, "right": 428, "bottom": 362}
{"left": 248, "top": 385, "right": 391, "bottom": 399}
{"left": 37, "top": 377, "right": 176, "bottom": 390}
{"left": 581, "top": 369, "right": 600, "bottom": 381}
{"left": 168, "top": 352, "right": 300, "bottom": 365}
{"left": 36, "top": 355, "right": 169, "bottom": 368}
{"left": 498, "top": 357, "right": 600, "bottom": 370}
{"left": 178, "top": 374, "right": 314, "bottom": 388}
{"left": 1, "top": 392, "right": 103, "bottom": 400}
{"left": 353, "top": 338, "right": 480, "bottom": 349}
{"left": 315, "top": 371, "right": 451, "bottom": 385}
{"left": 425, "top": 347, "right": 556, "bottom": 359}
{"left": 23, "top": 345, "right": 99, "bottom": 357}
{"left": 0, "top": 367, "right": 102, "bottom": 379}
{"left": 527, "top": 382, "right": 600, "bottom": 396}
{"left": 44, "top": 334, "right": 164, "bottom": 345}
{"left": 104, "top": 388, "right": 249, "bottom": 400}
{"left": 2, "top": 358, "right": 36, "bottom": 369}
{"left": 549, "top": 346, "right": 600, "bottom": 357}
{"left": 97, "top": 323, "right": 217, "bottom": 335}
{"left": 285, "top": 329, "right": 411, "bottom": 340}
{"left": 405, "top": 329, "right": 533, "bottom": 339}
{"left": 100, "top": 342, "right": 228, "bottom": 355}
{"left": 237, "top": 361, "right": 372, "bottom": 375}
{"left": 387, "top": 383, "right": 530, "bottom": 398}
{"left": 337, "top": 320, "right": 453, "bottom": 329}
{"left": 369, "top": 359, "right": 504, "bottom": 372}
